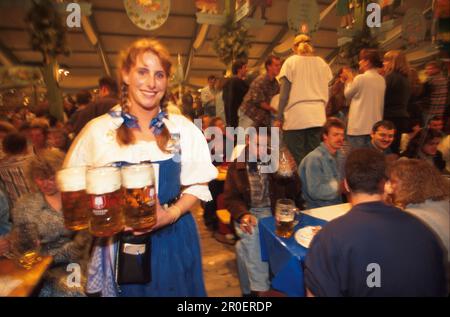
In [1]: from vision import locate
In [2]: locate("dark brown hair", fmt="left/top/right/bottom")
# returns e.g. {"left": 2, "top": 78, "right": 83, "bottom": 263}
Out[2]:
{"left": 321, "top": 117, "right": 346, "bottom": 141}
{"left": 117, "top": 38, "right": 172, "bottom": 152}
{"left": 345, "top": 148, "right": 387, "bottom": 195}
{"left": 359, "top": 49, "right": 382, "bottom": 68}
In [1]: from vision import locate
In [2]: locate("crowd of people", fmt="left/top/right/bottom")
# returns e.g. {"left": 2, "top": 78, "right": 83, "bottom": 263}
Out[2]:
{"left": 0, "top": 34, "right": 448, "bottom": 297}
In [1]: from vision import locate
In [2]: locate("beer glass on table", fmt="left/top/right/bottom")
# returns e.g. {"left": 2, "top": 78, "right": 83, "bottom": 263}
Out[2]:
{"left": 86, "top": 166, "right": 124, "bottom": 237}
{"left": 9, "top": 223, "right": 42, "bottom": 269}
{"left": 56, "top": 167, "right": 89, "bottom": 231}
{"left": 275, "top": 198, "right": 296, "bottom": 238}
{"left": 121, "top": 163, "right": 157, "bottom": 231}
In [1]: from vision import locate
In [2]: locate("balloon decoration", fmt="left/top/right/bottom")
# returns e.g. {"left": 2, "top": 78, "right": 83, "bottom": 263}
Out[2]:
{"left": 124, "top": 0, "right": 170, "bottom": 31}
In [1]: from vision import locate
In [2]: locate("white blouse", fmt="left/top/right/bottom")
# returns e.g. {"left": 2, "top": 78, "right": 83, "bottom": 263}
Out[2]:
{"left": 64, "top": 107, "right": 218, "bottom": 202}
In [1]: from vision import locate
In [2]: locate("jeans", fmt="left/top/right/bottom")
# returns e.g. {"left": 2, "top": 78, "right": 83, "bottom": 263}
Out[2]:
{"left": 283, "top": 127, "right": 321, "bottom": 166}
{"left": 347, "top": 134, "right": 371, "bottom": 149}
{"left": 234, "top": 207, "right": 272, "bottom": 294}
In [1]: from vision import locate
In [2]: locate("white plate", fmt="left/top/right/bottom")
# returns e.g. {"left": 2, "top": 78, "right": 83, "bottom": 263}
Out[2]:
{"left": 294, "top": 226, "right": 322, "bottom": 248}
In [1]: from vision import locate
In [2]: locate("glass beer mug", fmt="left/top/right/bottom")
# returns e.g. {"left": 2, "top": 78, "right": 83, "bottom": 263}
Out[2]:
{"left": 121, "top": 163, "right": 157, "bottom": 230}
{"left": 86, "top": 166, "right": 124, "bottom": 237}
{"left": 56, "top": 167, "right": 90, "bottom": 230}
{"left": 275, "top": 198, "right": 296, "bottom": 238}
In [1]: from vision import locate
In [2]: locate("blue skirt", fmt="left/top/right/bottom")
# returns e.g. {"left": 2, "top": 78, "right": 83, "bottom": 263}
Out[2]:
{"left": 118, "top": 212, "right": 206, "bottom": 297}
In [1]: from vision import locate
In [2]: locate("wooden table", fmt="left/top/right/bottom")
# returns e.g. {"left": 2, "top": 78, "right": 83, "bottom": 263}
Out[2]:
{"left": 0, "top": 255, "right": 53, "bottom": 297}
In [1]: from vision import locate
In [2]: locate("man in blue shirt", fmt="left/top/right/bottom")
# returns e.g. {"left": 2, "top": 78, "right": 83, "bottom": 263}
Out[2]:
{"left": 304, "top": 148, "right": 447, "bottom": 296}
{"left": 298, "top": 118, "right": 346, "bottom": 209}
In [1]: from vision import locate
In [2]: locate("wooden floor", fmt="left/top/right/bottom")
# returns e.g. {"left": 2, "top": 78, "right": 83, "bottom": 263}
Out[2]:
{"left": 192, "top": 203, "right": 242, "bottom": 297}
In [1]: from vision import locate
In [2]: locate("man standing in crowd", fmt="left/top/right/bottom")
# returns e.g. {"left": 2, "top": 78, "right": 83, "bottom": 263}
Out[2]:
{"left": 369, "top": 120, "right": 396, "bottom": 155}
{"left": 68, "top": 76, "right": 119, "bottom": 136}
{"left": 304, "top": 148, "right": 447, "bottom": 296}
{"left": 238, "top": 55, "right": 281, "bottom": 128}
{"left": 298, "top": 118, "right": 345, "bottom": 209}
{"left": 423, "top": 61, "right": 448, "bottom": 122}
{"left": 275, "top": 34, "right": 332, "bottom": 165}
{"left": 201, "top": 75, "right": 218, "bottom": 117}
{"left": 343, "top": 49, "right": 386, "bottom": 149}
{"left": 223, "top": 60, "right": 249, "bottom": 128}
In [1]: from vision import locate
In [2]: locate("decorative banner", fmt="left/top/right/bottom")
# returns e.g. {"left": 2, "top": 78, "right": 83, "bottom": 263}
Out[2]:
{"left": 0, "top": 66, "right": 42, "bottom": 89}
{"left": 195, "top": 0, "right": 225, "bottom": 25}
{"left": 402, "top": 8, "right": 427, "bottom": 47}
{"left": 195, "top": 0, "right": 219, "bottom": 14}
{"left": 235, "top": 0, "right": 250, "bottom": 22}
{"left": 287, "top": 0, "right": 320, "bottom": 34}
{"left": 124, "top": 0, "right": 170, "bottom": 31}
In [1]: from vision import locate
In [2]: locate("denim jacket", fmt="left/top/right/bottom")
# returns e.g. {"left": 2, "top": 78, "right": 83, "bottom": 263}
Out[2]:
{"left": 0, "top": 189, "right": 11, "bottom": 236}
{"left": 298, "top": 142, "right": 344, "bottom": 209}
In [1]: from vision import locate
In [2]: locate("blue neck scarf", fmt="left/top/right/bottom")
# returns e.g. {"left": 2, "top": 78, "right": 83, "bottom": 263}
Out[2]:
{"left": 108, "top": 111, "right": 139, "bottom": 129}
{"left": 109, "top": 110, "right": 168, "bottom": 134}
{"left": 149, "top": 111, "right": 168, "bottom": 135}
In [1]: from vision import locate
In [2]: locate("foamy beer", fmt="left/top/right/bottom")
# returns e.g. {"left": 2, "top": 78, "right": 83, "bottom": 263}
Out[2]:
{"left": 56, "top": 167, "right": 89, "bottom": 230}
{"left": 86, "top": 166, "right": 124, "bottom": 237}
{"left": 275, "top": 199, "right": 295, "bottom": 238}
{"left": 121, "top": 164, "right": 157, "bottom": 230}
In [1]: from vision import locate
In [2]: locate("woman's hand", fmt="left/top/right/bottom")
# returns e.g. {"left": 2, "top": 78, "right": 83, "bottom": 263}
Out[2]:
{"left": 123, "top": 201, "right": 177, "bottom": 236}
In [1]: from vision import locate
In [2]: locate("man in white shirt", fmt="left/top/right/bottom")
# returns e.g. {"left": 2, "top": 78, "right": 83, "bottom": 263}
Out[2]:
{"left": 343, "top": 49, "right": 386, "bottom": 149}
{"left": 201, "top": 75, "right": 218, "bottom": 117}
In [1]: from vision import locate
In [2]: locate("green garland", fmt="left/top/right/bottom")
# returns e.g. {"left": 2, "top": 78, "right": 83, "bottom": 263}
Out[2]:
{"left": 212, "top": 17, "right": 252, "bottom": 66}
{"left": 25, "top": 0, "right": 70, "bottom": 63}
{"left": 339, "top": 25, "right": 380, "bottom": 69}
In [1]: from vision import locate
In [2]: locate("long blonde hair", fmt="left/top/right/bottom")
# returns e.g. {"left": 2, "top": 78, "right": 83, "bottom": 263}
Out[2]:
{"left": 117, "top": 38, "right": 172, "bottom": 152}
{"left": 383, "top": 50, "right": 410, "bottom": 78}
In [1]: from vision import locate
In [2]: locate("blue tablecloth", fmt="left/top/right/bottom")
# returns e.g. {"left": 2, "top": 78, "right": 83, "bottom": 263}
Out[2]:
{"left": 259, "top": 214, "right": 328, "bottom": 297}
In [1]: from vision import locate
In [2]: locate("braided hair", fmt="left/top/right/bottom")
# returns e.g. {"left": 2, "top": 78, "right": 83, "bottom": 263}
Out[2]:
{"left": 116, "top": 38, "right": 171, "bottom": 153}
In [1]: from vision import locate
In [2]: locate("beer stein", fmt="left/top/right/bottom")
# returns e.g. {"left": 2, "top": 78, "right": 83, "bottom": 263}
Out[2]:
{"left": 9, "top": 223, "right": 42, "bottom": 269}
{"left": 121, "top": 163, "right": 157, "bottom": 230}
{"left": 56, "top": 167, "right": 90, "bottom": 230}
{"left": 275, "top": 198, "right": 296, "bottom": 238}
{"left": 86, "top": 166, "right": 124, "bottom": 237}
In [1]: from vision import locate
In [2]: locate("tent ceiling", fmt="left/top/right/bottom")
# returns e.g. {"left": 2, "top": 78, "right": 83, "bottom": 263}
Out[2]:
{"left": 0, "top": 0, "right": 435, "bottom": 91}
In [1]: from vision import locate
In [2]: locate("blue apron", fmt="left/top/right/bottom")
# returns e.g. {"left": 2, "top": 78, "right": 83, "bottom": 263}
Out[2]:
{"left": 118, "top": 158, "right": 206, "bottom": 296}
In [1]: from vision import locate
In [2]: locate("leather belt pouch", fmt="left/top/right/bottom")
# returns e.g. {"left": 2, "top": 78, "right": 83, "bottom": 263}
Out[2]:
{"left": 117, "top": 233, "right": 151, "bottom": 285}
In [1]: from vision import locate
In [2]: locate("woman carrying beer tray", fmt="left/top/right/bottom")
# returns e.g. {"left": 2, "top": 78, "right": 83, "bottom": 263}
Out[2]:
{"left": 64, "top": 39, "right": 218, "bottom": 297}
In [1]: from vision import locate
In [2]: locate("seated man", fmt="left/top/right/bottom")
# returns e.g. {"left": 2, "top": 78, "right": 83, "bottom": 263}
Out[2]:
{"left": 369, "top": 120, "right": 399, "bottom": 163}
{"left": 304, "top": 148, "right": 447, "bottom": 296}
{"left": 223, "top": 128, "right": 301, "bottom": 296}
{"left": 298, "top": 118, "right": 346, "bottom": 209}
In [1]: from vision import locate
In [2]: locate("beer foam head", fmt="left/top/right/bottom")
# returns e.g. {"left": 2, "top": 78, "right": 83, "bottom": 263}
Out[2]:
{"left": 86, "top": 167, "right": 121, "bottom": 194}
{"left": 56, "top": 167, "right": 86, "bottom": 192}
{"left": 121, "top": 164, "right": 154, "bottom": 189}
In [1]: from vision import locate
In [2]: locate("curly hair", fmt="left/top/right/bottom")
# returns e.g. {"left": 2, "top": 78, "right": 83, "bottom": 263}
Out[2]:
{"left": 116, "top": 38, "right": 172, "bottom": 153}
{"left": 387, "top": 159, "right": 449, "bottom": 208}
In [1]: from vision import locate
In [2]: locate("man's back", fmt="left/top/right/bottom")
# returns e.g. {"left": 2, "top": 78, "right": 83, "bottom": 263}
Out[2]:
{"left": 305, "top": 201, "right": 447, "bottom": 296}
{"left": 222, "top": 76, "right": 248, "bottom": 128}
{"left": 69, "top": 95, "right": 118, "bottom": 135}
